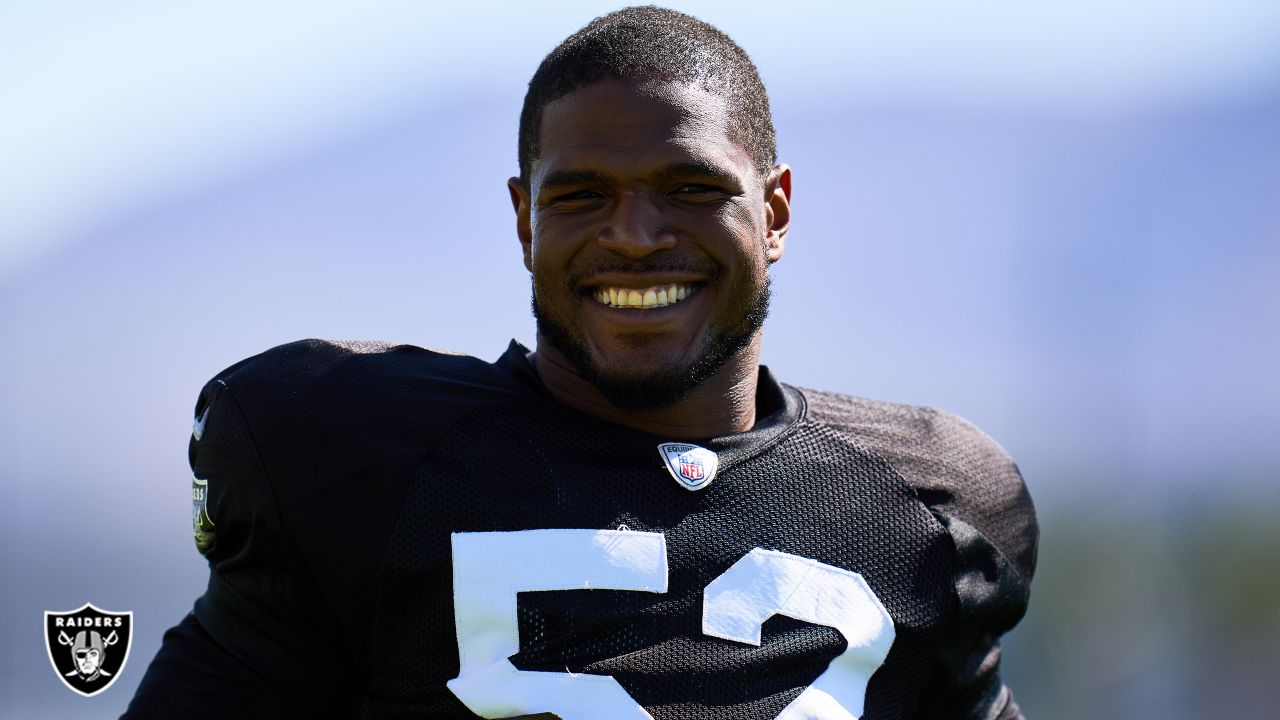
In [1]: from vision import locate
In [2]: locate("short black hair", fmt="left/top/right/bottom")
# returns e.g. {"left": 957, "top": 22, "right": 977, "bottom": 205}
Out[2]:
{"left": 517, "top": 6, "right": 776, "bottom": 186}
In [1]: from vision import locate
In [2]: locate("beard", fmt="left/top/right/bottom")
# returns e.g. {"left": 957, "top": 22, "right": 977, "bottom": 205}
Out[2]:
{"left": 532, "top": 257, "right": 771, "bottom": 413}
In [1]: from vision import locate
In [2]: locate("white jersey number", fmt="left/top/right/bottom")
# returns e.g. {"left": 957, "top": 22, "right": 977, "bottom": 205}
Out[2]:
{"left": 447, "top": 530, "right": 894, "bottom": 720}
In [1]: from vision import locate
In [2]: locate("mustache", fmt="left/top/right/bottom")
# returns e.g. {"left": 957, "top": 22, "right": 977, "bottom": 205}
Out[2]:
{"left": 566, "top": 257, "right": 720, "bottom": 287}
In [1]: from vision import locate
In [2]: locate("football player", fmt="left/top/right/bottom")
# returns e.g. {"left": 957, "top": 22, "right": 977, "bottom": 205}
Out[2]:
{"left": 126, "top": 7, "right": 1037, "bottom": 719}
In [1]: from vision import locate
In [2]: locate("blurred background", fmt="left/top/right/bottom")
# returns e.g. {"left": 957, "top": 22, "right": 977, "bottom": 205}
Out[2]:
{"left": 2, "top": 1, "right": 1277, "bottom": 717}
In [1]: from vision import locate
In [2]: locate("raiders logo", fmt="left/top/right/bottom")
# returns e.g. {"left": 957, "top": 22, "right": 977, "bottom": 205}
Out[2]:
{"left": 44, "top": 603, "right": 133, "bottom": 697}
{"left": 657, "top": 442, "right": 719, "bottom": 491}
{"left": 193, "top": 476, "right": 215, "bottom": 555}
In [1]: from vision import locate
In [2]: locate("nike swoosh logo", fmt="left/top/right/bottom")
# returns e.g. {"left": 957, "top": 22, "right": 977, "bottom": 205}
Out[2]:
{"left": 192, "top": 406, "right": 210, "bottom": 441}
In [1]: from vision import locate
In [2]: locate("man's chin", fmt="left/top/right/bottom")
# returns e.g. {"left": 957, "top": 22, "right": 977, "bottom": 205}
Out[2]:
{"left": 532, "top": 289, "right": 769, "bottom": 413}
{"left": 581, "top": 366, "right": 692, "bottom": 412}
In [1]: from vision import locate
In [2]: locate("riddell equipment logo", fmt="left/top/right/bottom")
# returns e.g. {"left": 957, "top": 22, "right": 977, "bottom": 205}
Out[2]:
{"left": 44, "top": 603, "right": 133, "bottom": 697}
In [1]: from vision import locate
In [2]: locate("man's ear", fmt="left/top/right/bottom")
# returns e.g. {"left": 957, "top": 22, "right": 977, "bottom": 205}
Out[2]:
{"left": 763, "top": 164, "right": 791, "bottom": 263}
{"left": 508, "top": 177, "right": 533, "bottom": 272}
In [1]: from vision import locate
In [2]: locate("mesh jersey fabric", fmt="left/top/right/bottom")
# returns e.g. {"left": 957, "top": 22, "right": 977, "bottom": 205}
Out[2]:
{"left": 125, "top": 339, "right": 1037, "bottom": 720}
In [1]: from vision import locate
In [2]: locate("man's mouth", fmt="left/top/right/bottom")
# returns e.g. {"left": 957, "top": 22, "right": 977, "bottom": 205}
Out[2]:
{"left": 590, "top": 283, "right": 698, "bottom": 309}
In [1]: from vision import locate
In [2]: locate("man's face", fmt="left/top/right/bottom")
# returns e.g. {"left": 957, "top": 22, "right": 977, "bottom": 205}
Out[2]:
{"left": 512, "top": 78, "right": 789, "bottom": 411}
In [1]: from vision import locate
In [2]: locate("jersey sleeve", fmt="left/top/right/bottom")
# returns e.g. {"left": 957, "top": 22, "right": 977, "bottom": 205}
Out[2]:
{"left": 910, "top": 413, "right": 1038, "bottom": 720}
{"left": 798, "top": 389, "right": 1038, "bottom": 718}
{"left": 125, "top": 373, "right": 354, "bottom": 717}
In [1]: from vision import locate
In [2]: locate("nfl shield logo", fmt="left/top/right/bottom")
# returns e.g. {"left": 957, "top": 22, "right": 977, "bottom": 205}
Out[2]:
{"left": 44, "top": 603, "right": 133, "bottom": 697}
{"left": 680, "top": 459, "right": 704, "bottom": 481}
{"left": 658, "top": 442, "right": 720, "bottom": 491}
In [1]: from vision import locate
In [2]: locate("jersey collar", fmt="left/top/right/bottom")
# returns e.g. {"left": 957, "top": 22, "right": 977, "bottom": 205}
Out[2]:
{"left": 493, "top": 340, "right": 806, "bottom": 473}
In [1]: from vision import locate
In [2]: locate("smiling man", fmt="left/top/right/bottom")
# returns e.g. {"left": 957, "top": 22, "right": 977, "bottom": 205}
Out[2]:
{"left": 127, "top": 7, "right": 1036, "bottom": 719}
{"left": 518, "top": 75, "right": 786, "bottom": 435}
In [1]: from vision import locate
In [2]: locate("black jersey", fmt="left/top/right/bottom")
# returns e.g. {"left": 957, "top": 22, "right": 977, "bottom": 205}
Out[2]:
{"left": 126, "top": 339, "right": 1037, "bottom": 720}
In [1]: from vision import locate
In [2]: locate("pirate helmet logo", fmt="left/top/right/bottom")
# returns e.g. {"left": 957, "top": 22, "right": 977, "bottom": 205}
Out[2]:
{"left": 44, "top": 603, "right": 132, "bottom": 697}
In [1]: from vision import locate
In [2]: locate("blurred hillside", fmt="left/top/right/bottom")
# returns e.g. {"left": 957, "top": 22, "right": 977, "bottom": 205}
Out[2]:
{"left": 1006, "top": 497, "right": 1280, "bottom": 718}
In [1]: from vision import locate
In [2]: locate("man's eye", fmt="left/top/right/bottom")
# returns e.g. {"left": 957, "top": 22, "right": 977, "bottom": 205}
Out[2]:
{"left": 671, "top": 184, "right": 728, "bottom": 201}
{"left": 674, "top": 183, "right": 733, "bottom": 198}
{"left": 553, "top": 190, "right": 600, "bottom": 202}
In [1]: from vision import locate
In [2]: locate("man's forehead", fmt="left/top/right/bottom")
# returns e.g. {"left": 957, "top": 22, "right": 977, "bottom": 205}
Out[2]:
{"left": 545, "top": 77, "right": 729, "bottom": 121}
{"left": 533, "top": 78, "right": 753, "bottom": 184}
{"left": 535, "top": 144, "right": 749, "bottom": 183}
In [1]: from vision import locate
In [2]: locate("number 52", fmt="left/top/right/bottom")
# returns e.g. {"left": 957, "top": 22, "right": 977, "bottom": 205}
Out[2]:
{"left": 448, "top": 529, "right": 894, "bottom": 720}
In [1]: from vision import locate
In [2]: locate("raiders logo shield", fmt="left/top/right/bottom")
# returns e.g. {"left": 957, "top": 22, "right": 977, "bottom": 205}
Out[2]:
{"left": 193, "top": 476, "right": 215, "bottom": 555}
{"left": 44, "top": 603, "right": 132, "bottom": 697}
{"left": 657, "top": 442, "right": 720, "bottom": 491}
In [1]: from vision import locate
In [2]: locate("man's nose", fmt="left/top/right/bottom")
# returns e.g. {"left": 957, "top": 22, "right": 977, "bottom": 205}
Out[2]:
{"left": 596, "top": 191, "right": 677, "bottom": 258}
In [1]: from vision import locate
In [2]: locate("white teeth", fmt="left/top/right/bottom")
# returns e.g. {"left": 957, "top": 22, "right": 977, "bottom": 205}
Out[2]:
{"left": 591, "top": 284, "right": 697, "bottom": 309}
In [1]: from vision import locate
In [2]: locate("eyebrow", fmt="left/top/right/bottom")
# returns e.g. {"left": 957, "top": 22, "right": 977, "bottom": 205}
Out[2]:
{"left": 538, "top": 169, "right": 609, "bottom": 190}
{"left": 539, "top": 162, "right": 742, "bottom": 192}
{"left": 654, "top": 161, "right": 741, "bottom": 187}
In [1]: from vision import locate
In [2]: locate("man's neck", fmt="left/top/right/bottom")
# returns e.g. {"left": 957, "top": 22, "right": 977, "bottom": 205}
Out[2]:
{"left": 530, "top": 338, "right": 762, "bottom": 440}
